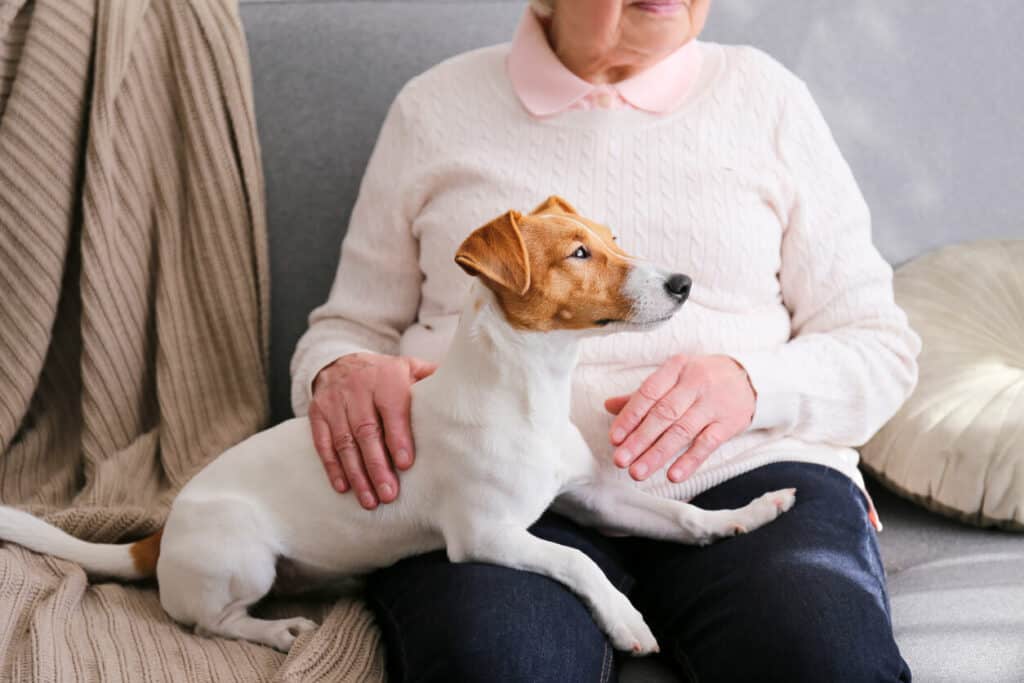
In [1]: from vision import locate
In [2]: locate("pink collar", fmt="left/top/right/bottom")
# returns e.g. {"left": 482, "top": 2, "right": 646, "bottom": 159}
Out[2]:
{"left": 506, "top": 8, "right": 703, "bottom": 117}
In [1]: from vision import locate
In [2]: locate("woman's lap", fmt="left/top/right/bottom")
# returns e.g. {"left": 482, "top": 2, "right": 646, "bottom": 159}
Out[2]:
{"left": 364, "top": 462, "right": 911, "bottom": 683}
{"left": 620, "top": 461, "right": 911, "bottom": 682}
{"left": 364, "top": 512, "right": 629, "bottom": 683}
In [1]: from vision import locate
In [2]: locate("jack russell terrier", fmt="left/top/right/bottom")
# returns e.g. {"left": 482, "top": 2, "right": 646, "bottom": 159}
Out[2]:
{"left": 0, "top": 196, "right": 795, "bottom": 655}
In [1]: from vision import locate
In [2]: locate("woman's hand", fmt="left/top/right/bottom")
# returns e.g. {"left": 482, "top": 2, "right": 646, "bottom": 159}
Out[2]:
{"left": 604, "top": 354, "right": 756, "bottom": 484}
{"left": 309, "top": 352, "right": 437, "bottom": 509}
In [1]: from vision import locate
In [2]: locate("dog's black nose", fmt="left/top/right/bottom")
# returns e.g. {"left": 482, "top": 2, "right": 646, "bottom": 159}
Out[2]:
{"left": 664, "top": 273, "right": 691, "bottom": 300}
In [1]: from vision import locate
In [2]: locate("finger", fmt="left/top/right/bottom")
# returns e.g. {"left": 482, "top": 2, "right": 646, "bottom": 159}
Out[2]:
{"left": 375, "top": 367, "right": 415, "bottom": 472}
{"left": 615, "top": 383, "right": 701, "bottom": 471}
{"left": 408, "top": 357, "right": 439, "bottom": 381}
{"left": 345, "top": 392, "right": 399, "bottom": 505}
{"left": 319, "top": 396, "right": 357, "bottom": 493}
{"left": 609, "top": 356, "right": 686, "bottom": 446}
{"left": 629, "top": 401, "right": 712, "bottom": 481}
{"left": 332, "top": 405, "right": 378, "bottom": 509}
{"left": 310, "top": 409, "right": 348, "bottom": 492}
{"left": 667, "top": 422, "right": 729, "bottom": 483}
{"left": 603, "top": 394, "right": 630, "bottom": 415}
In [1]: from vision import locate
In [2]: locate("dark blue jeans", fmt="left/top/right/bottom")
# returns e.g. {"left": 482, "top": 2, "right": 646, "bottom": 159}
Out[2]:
{"left": 365, "top": 462, "right": 912, "bottom": 682}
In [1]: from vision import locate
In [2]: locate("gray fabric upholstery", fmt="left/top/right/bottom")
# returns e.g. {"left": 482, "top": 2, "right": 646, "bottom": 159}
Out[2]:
{"left": 872, "top": 482, "right": 1024, "bottom": 682}
{"left": 240, "top": 1, "right": 1024, "bottom": 680}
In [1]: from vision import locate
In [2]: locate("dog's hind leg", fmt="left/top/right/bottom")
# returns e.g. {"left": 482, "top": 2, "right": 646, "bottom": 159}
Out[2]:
{"left": 553, "top": 481, "right": 796, "bottom": 545}
{"left": 198, "top": 606, "right": 318, "bottom": 653}
{"left": 157, "top": 506, "right": 318, "bottom": 652}
{"left": 160, "top": 539, "right": 317, "bottom": 652}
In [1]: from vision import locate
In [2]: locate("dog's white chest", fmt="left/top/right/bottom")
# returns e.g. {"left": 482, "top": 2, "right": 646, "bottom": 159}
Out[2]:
{"left": 413, "top": 411, "right": 570, "bottom": 521}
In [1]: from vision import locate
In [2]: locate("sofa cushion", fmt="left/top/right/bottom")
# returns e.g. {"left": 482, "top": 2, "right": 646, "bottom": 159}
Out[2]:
{"left": 862, "top": 240, "right": 1024, "bottom": 529}
{"left": 870, "top": 479, "right": 1024, "bottom": 682}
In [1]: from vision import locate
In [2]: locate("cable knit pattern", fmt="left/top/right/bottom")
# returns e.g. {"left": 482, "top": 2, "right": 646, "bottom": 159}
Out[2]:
{"left": 290, "top": 41, "right": 921, "bottom": 522}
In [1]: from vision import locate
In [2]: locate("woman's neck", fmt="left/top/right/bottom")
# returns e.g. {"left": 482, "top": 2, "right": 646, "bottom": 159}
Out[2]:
{"left": 543, "top": 20, "right": 648, "bottom": 84}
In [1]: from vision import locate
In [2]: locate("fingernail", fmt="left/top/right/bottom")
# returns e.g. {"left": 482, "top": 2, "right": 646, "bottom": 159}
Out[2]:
{"left": 612, "top": 428, "right": 626, "bottom": 444}
{"left": 614, "top": 448, "right": 631, "bottom": 467}
{"left": 668, "top": 469, "right": 682, "bottom": 482}
{"left": 395, "top": 449, "right": 409, "bottom": 467}
{"left": 333, "top": 478, "right": 347, "bottom": 492}
{"left": 633, "top": 463, "right": 648, "bottom": 478}
{"left": 379, "top": 483, "right": 393, "bottom": 498}
{"left": 360, "top": 492, "right": 377, "bottom": 508}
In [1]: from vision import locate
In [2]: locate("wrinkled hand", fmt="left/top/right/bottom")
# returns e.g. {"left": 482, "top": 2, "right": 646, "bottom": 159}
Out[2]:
{"left": 605, "top": 354, "right": 756, "bottom": 484}
{"left": 309, "top": 352, "right": 437, "bottom": 509}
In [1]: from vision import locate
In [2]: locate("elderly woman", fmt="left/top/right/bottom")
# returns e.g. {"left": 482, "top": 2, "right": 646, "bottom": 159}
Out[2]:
{"left": 291, "top": 1, "right": 919, "bottom": 681}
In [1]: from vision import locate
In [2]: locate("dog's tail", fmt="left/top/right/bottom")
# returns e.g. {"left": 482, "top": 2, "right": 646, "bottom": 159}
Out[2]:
{"left": 0, "top": 505, "right": 161, "bottom": 581}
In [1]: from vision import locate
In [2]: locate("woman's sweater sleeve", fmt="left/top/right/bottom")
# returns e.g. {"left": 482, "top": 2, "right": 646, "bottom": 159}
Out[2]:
{"left": 727, "top": 79, "right": 922, "bottom": 447}
{"left": 289, "top": 94, "right": 423, "bottom": 417}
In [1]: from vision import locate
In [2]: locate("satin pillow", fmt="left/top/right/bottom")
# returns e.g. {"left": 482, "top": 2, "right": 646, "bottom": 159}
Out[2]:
{"left": 861, "top": 240, "right": 1024, "bottom": 529}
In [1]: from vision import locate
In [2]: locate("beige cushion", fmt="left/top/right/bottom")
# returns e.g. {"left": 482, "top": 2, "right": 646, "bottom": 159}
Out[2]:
{"left": 861, "top": 239, "right": 1024, "bottom": 529}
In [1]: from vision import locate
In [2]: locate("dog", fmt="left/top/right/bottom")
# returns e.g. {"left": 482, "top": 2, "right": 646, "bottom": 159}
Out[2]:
{"left": 0, "top": 196, "right": 795, "bottom": 655}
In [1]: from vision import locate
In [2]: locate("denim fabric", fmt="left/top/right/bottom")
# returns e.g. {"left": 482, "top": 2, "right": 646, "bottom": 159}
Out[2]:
{"left": 365, "top": 512, "right": 630, "bottom": 682}
{"left": 621, "top": 462, "right": 912, "bottom": 682}
{"left": 364, "top": 462, "right": 911, "bottom": 682}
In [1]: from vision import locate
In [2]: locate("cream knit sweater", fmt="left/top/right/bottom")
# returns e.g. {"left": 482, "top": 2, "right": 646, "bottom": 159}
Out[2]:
{"left": 291, "top": 41, "right": 921, "bottom": 521}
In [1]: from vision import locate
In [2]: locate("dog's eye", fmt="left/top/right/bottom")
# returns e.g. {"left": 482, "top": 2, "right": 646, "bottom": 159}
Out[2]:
{"left": 570, "top": 246, "right": 590, "bottom": 259}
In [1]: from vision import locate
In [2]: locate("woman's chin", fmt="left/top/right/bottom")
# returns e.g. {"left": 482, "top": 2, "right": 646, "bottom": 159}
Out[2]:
{"left": 629, "top": 1, "right": 688, "bottom": 17}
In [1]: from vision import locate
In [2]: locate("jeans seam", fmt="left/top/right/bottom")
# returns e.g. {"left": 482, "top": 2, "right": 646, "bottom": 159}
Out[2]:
{"left": 599, "top": 641, "right": 612, "bottom": 683}
{"left": 674, "top": 639, "right": 699, "bottom": 683}
{"left": 849, "top": 479, "right": 895, "bottom": 620}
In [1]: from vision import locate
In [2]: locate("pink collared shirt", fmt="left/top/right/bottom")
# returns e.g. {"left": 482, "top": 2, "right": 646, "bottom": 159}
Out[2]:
{"left": 506, "top": 8, "right": 704, "bottom": 117}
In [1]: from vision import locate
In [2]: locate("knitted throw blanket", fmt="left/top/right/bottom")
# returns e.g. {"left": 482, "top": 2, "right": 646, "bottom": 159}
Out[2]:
{"left": 0, "top": 1, "right": 383, "bottom": 680}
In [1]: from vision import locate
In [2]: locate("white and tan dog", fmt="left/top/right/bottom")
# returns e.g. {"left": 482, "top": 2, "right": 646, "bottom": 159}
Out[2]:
{"left": 0, "top": 196, "right": 795, "bottom": 655}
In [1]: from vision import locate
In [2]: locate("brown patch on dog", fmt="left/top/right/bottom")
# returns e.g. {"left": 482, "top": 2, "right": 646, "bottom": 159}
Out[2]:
{"left": 130, "top": 529, "right": 163, "bottom": 578}
{"left": 529, "top": 195, "right": 631, "bottom": 259}
{"left": 455, "top": 199, "right": 636, "bottom": 331}
{"left": 530, "top": 195, "right": 580, "bottom": 216}
{"left": 455, "top": 210, "right": 531, "bottom": 296}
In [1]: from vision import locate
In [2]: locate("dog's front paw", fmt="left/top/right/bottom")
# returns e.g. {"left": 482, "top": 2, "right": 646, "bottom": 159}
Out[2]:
{"left": 732, "top": 488, "right": 797, "bottom": 534}
{"left": 759, "top": 487, "right": 797, "bottom": 516}
{"left": 603, "top": 597, "right": 659, "bottom": 656}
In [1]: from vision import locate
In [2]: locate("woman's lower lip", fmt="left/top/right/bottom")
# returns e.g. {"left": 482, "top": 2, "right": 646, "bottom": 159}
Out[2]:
{"left": 632, "top": 1, "right": 686, "bottom": 15}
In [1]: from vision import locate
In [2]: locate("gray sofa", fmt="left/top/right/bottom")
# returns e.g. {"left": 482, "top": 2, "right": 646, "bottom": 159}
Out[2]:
{"left": 239, "top": 1, "right": 1024, "bottom": 680}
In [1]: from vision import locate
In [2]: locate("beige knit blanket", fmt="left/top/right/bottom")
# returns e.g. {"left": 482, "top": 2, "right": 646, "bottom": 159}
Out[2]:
{"left": 0, "top": 1, "right": 384, "bottom": 680}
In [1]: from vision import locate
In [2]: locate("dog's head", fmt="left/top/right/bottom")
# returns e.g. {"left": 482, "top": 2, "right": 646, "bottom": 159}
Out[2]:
{"left": 455, "top": 196, "right": 690, "bottom": 333}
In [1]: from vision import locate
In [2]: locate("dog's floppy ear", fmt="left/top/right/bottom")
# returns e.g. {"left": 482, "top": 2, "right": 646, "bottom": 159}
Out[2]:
{"left": 455, "top": 210, "right": 531, "bottom": 296}
{"left": 530, "top": 195, "right": 579, "bottom": 216}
